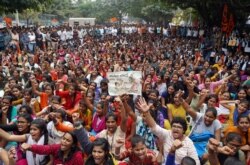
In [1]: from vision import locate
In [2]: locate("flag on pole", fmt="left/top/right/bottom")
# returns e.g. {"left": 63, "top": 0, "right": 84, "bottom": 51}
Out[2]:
{"left": 4, "top": 17, "right": 12, "bottom": 27}
{"left": 221, "top": 4, "right": 228, "bottom": 32}
{"left": 227, "top": 14, "right": 235, "bottom": 37}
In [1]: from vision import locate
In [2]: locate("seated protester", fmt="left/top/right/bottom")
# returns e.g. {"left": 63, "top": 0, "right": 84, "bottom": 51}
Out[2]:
{"left": 167, "top": 86, "right": 194, "bottom": 123}
{"left": 85, "top": 138, "right": 117, "bottom": 165}
{"left": 36, "top": 95, "right": 63, "bottom": 118}
{"left": 55, "top": 83, "right": 82, "bottom": 113}
{"left": 11, "top": 84, "right": 24, "bottom": 108}
{"left": 60, "top": 98, "right": 93, "bottom": 132}
{"left": 121, "top": 95, "right": 136, "bottom": 149}
{"left": 189, "top": 88, "right": 209, "bottom": 113}
{"left": 153, "top": 74, "right": 167, "bottom": 96}
{"left": 89, "top": 81, "right": 101, "bottom": 103}
{"left": 227, "top": 100, "right": 249, "bottom": 126}
{"left": 0, "top": 114, "right": 33, "bottom": 150}
{"left": 218, "top": 91, "right": 237, "bottom": 124}
{"left": 72, "top": 100, "right": 92, "bottom": 131}
{"left": 0, "top": 96, "right": 18, "bottom": 124}
{"left": 74, "top": 99, "right": 126, "bottom": 154}
{"left": 179, "top": 90, "right": 221, "bottom": 162}
{"left": 134, "top": 103, "right": 158, "bottom": 150}
{"left": 234, "top": 88, "right": 248, "bottom": 102}
{"left": 0, "top": 118, "right": 52, "bottom": 165}
{"left": 21, "top": 88, "right": 41, "bottom": 114}
{"left": 21, "top": 131, "right": 84, "bottom": 165}
{"left": 207, "top": 135, "right": 245, "bottom": 165}
{"left": 31, "top": 82, "right": 55, "bottom": 110}
{"left": 198, "top": 74, "right": 233, "bottom": 94}
{"left": 47, "top": 109, "right": 73, "bottom": 144}
{"left": 10, "top": 105, "right": 35, "bottom": 124}
{"left": 136, "top": 97, "right": 200, "bottom": 165}
{"left": 96, "top": 97, "right": 127, "bottom": 154}
{"left": 196, "top": 93, "right": 220, "bottom": 115}
{"left": 83, "top": 90, "right": 108, "bottom": 135}
{"left": 115, "top": 135, "right": 160, "bottom": 165}
{"left": 147, "top": 90, "right": 165, "bottom": 128}
{"left": 86, "top": 67, "right": 103, "bottom": 88}
{"left": 227, "top": 77, "right": 242, "bottom": 97}
{"left": 166, "top": 139, "right": 196, "bottom": 165}
{"left": 224, "top": 114, "right": 250, "bottom": 154}
{"left": 161, "top": 84, "right": 175, "bottom": 109}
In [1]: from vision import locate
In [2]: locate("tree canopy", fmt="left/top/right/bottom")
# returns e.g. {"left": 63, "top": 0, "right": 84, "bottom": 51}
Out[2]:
{"left": 161, "top": 0, "right": 250, "bottom": 26}
{"left": 0, "top": 0, "right": 52, "bottom": 13}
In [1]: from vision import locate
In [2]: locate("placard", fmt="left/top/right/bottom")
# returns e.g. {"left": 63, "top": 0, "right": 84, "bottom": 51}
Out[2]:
{"left": 107, "top": 71, "right": 142, "bottom": 96}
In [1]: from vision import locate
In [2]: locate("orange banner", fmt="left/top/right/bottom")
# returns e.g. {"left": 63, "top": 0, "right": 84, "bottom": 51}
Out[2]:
{"left": 110, "top": 17, "right": 118, "bottom": 23}
{"left": 221, "top": 4, "right": 228, "bottom": 32}
{"left": 4, "top": 17, "right": 12, "bottom": 27}
{"left": 227, "top": 14, "right": 234, "bottom": 37}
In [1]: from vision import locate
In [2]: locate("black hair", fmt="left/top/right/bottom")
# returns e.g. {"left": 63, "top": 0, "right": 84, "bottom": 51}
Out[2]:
{"left": 2, "top": 95, "right": 13, "bottom": 103}
{"left": 43, "top": 83, "right": 55, "bottom": 92}
{"left": 224, "top": 157, "right": 244, "bottom": 165}
{"left": 30, "top": 119, "right": 50, "bottom": 164}
{"left": 239, "top": 99, "right": 249, "bottom": 109}
{"left": 85, "top": 138, "right": 115, "bottom": 165}
{"left": 42, "top": 74, "right": 52, "bottom": 82}
{"left": 23, "top": 88, "right": 33, "bottom": 97}
{"left": 105, "top": 112, "right": 118, "bottom": 122}
{"left": 148, "top": 89, "right": 159, "bottom": 98}
{"left": 206, "top": 94, "right": 219, "bottom": 103}
{"left": 131, "top": 135, "right": 145, "bottom": 148}
{"left": 225, "top": 132, "right": 242, "bottom": 144}
{"left": 205, "top": 107, "right": 217, "bottom": 117}
{"left": 54, "top": 109, "right": 67, "bottom": 121}
{"left": 181, "top": 156, "right": 196, "bottom": 165}
{"left": 171, "top": 117, "right": 187, "bottom": 133}
{"left": 11, "top": 84, "right": 23, "bottom": 91}
{"left": 18, "top": 113, "right": 33, "bottom": 123}
{"left": 50, "top": 95, "right": 62, "bottom": 104}
{"left": 18, "top": 105, "right": 33, "bottom": 115}
{"left": 58, "top": 132, "right": 80, "bottom": 163}
{"left": 237, "top": 114, "right": 250, "bottom": 124}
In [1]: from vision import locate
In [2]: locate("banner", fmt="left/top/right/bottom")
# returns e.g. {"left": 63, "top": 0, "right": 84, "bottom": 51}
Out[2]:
{"left": 4, "top": 17, "right": 12, "bottom": 27}
{"left": 221, "top": 4, "right": 228, "bottom": 32}
{"left": 227, "top": 14, "right": 235, "bottom": 37}
{"left": 107, "top": 71, "right": 142, "bottom": 96}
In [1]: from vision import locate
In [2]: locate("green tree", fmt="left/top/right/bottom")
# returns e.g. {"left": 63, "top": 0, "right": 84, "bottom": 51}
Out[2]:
{"left": 0, "top": 0, "right": 52, "bottom": 14}
{"left": 159, "top": 0, "right": 250, "bottom": 27}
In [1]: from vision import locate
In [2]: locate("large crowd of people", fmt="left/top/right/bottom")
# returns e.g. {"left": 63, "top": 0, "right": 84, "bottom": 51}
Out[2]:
{"left": 0, "top": 24, "right": 249, "bottom": 165}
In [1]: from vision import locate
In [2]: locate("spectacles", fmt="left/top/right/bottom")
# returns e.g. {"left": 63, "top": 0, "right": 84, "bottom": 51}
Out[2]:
{"left": 172, "top": 124, "right": 183, "bottom": 130}
{"left": 227, "top": 142, "right": 241, "bottom": 148}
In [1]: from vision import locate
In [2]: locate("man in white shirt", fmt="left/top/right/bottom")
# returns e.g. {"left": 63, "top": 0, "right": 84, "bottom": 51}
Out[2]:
{"left": 28, "top": 31, "right": 36, "bottom": 54}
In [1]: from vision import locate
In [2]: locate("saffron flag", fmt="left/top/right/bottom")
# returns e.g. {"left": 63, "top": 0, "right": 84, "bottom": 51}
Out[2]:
{"left": 4, "top": 17, "right": 12, "bottom": 27}
{"left": 221, "top": 4, "right": 228, "bottom": 32}
{"left": 227, "top": 14, "right": 235, "bottom": 37}
{"left": 110, "top": 17, "right": 118, "bottom": 23}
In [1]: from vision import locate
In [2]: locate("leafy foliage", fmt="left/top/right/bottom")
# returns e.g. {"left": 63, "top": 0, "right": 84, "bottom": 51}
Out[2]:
{"left": 0, "top": 0, "right": 52, "bottom": 13}
{"left": 159, "top": 0, "right": 250, "bottom": 26}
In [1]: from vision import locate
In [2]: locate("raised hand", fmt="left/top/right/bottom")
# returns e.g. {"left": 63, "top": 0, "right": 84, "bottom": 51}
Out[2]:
{"left": 72, "top": 112, "right": 80, "bottom": 123}
{"left": 136, "top": 97, "right": 150, "bottom": 113}
{"left": 172, "top": 139, "right": 183, "bottom": 150}
{"left": 115, "top": 138, "right": 125, "bottom": 148}
{"left": 176, "top": 90, "right": 184, "bottom": 102}
{"left": 219, "top": 146, "right": 235, "bottom": 155}
{"left": 207, "top": 138, "right": 220, "bottom": 153}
